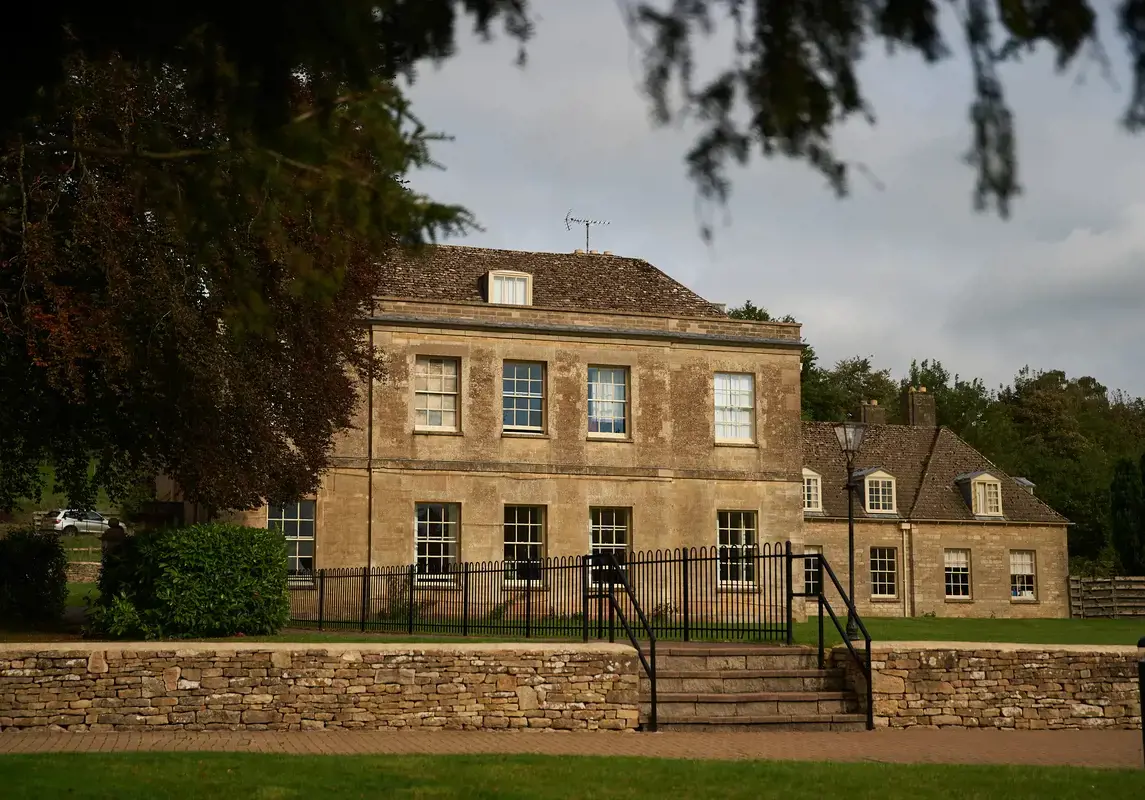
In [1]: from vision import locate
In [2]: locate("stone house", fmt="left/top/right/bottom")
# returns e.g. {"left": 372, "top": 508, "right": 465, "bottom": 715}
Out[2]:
{"left": 801, "top": 391, "right": 1070, "bottom": 618}
{"left": 229, "top": 245, "right": 806, "bottom": 581}
{"left": 162, "top": 244, "right": 1070, "bottom": 620}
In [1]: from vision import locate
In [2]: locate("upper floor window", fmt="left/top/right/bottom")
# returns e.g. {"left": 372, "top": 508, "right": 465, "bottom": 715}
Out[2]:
{"left": 588, "top": 366, "right": 628, "bottom": 437}
{"left": 973, "top": 478, "right": 1003, "bottom": 516}
{"left": 489, "top": 271, "right": 532, "bottom": 305}
{"left": 414, "top": 356, "right": 459, "bottom": 431}
{"left": 862, "top": 470, "right": 897, "bottom": 514}
{"left": 802, "top": 469, "right": 822, "bottom": 512}
{"left": 714, "top": 372, "right": 754, "bottom": 442}
{"left": 502, "top": 362, "right": 545, "bottom": 432}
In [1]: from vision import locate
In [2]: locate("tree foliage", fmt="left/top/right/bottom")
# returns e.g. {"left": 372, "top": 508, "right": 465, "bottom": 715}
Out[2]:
{"left": 727, "top": 299, "right": 795, "bottom": 322}
{"left": 625, "top": 0, "right": 1145, "bottom": 236}
{"left": 0, "top": 51, "right": 482, "bottom": 512}
{"left": 1109, "top": 457, "right": 1145, "bottom": 574}
{"left": 737, "top": 301, "right": 1145, "bottom": 563}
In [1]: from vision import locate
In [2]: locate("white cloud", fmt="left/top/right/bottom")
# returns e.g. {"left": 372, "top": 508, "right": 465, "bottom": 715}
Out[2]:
{"left": 406, "top": 0, "right": 1145, "bottom": 395}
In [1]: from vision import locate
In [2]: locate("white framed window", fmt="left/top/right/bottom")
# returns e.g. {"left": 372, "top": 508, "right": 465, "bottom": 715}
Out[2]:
{"left": 502, "top": 362, "right": 545, "bottom": 432}
{"left": 590, "top": 507, "right": 630, "bottom": 585}
{"left": 1010, "top": 550, "right": 1037, "bottom": 600}
{"left": 414, "top": 356, "right": 459, "bottom": 431}
{"left": 802, "top": 469, "right": 822, "bottom": 512}
{"left": 489, "top": 271, "right": 532, "bottom": 305}
{"left": 804, "top": 545, "right": 823, "bottom": 597}
{"left": 415, "top": 503, "right": 459, "bottom": 583}
{"left": 714, "top": 372, "right": 754, "bottom": 442}
{"left": 717, "top": 510, "right": 757, "bottom": 585}
{"left": 973, "top": 479, "right": 1003, "bottom": 516}
{"left": 865, "top": 475, "right": 897, "bottom": 513}
{"left": 503, "top": 506, "right": 544, "bottom": 584}
{"left": 268, "top": 501, "right": 316, "bottom": 579}
{"left": 870, "top": 547, "right": 897, "bottom": 598}
{"left": 944, "top": 548, "right": 971, "bottom": 599}
{"left": 588, "top": 366, "right": 628, "bottom": 436}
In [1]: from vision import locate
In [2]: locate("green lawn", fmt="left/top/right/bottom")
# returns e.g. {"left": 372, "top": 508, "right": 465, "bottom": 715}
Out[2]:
{"left": 0, "top": 753, "right": 1138, "bottom": 800}
{"left": 67, "top": 582, "right": 98, "bottom": 609}
{"left": 793, "top": 615, "right": 1145, "bottom": 647}
{"left": 63, "top": 533, "right": 103, "bottom": 562}
{"left": 16, "top": 584, "right": 1145, "bottom": 647}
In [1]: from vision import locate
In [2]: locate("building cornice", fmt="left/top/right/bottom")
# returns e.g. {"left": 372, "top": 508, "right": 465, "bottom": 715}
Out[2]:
{"left": 368, "top": 312, "right": 805, "bottom": 350}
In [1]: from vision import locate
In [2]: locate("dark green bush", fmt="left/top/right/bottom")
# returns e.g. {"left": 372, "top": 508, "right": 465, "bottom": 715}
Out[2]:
{"left": 0, "top": 528, "right": 68, "bottom": 628}
{"left": 90, "top": 523, "right": 290, "bottom": 639}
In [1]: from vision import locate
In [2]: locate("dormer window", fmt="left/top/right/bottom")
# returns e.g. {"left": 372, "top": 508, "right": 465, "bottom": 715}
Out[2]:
{"left": 956, "top": 471, "right": 1004, "bottom": 517}
{"left": 856, "top": 469, "right": 896, "bottom": 514}
{"left": 802, "top": 469, "right": 822, "bottom": 512}
{"left": 488, "top": 271, "right": 532, "bottom": 305}
{"left": 974, "top": 479, "right": 1003, "bottom": 516}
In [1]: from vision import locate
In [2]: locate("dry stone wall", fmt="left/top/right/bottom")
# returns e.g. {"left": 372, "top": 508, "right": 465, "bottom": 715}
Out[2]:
{"left": 64, "top": 562, "right": 100, "bottom": 583}
{"left": 0, "top": 642, "right": 640, "bottom": 733}
{"left": 837, "top": 643, "right": 1141, "bottom": 730}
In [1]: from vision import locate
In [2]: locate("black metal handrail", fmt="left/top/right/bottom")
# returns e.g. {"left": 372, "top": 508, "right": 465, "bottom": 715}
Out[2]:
{"left": 791, "top": 552, "right": 874, "bottom": 730}
{"left": 589, "top": 551, "right": 658, "bottom": 732}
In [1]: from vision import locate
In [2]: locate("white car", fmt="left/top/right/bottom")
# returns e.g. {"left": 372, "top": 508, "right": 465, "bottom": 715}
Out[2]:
{"left": 50, "top": 509, "right": 112, "bottom": 536}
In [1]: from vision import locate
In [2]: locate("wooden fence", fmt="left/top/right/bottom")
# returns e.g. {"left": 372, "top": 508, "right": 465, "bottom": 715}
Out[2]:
{"left": 1069, "top": 576, "right": 1145, "bottom": 618}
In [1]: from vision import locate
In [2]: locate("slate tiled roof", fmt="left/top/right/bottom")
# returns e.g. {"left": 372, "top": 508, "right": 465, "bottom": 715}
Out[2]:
{"left": 379, "top": 245, "right": 727, "bottom": 317}
{"left": 802, "top": 422, "right": 1067, "bottom": 524}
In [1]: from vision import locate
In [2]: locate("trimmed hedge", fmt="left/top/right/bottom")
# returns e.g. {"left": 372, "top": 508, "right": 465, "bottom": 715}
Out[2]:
{"left": 0, "top": 528, "right": 68, "bottom": 628}
{"left": 93, "top": 523, "right": 290, "bottom": 639}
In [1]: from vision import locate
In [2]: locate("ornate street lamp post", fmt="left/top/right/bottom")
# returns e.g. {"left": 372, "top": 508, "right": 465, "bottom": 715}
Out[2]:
{"left": 833, "top": 421, "right": 867, "bottom": 640}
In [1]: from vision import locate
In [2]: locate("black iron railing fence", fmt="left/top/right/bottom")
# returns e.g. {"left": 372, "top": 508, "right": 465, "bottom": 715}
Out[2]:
{"left": 288, "top": 543, "right": 791, "bottom": 642}
{"left": 289, "top": 544, "right": 874, "bottom": 731}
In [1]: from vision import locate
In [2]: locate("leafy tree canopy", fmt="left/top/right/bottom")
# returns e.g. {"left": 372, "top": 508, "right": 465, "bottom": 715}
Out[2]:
{"left": 4, "top": 2, "right": 1143, "bottom": 236}
{"left": 0, "top": 4, "right": 533, "bottom": 512}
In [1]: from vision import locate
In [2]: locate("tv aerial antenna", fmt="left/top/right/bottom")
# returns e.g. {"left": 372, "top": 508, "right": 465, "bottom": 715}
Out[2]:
{"left": 565, "top": 210, "right": 610, "bottom": 251}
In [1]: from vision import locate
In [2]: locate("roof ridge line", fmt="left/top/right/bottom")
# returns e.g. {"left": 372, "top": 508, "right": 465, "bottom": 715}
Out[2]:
{"left": 906, "top": 425, "right": 946, "bottom": 519}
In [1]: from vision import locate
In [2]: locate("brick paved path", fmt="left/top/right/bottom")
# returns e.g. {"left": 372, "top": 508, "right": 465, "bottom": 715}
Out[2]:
{"left": 0, "top": 729, "right": 1141, "bottom": 768}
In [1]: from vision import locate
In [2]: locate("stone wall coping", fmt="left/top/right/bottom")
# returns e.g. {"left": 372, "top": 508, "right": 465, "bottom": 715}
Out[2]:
{"left": 0, "top": 641, "right": 638, "bottom": 656}
{"left": 833, "top": 640, "right": 1140, "bottom": 655}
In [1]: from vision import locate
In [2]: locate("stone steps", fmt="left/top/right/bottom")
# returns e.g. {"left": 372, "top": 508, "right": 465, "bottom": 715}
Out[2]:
{"left": 645, "top": 668, "right": 848, "bottom": 694}
{"left": 637, "top": 644, "right": 865, "bottom": 732}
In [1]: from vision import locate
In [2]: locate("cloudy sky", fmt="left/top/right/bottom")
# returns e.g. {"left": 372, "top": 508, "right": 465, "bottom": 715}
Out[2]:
{"left": 406, "top": 1, "right": 1145, "bottom": 397}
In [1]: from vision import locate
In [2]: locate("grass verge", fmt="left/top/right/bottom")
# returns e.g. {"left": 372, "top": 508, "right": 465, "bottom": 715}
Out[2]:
{"left": 0, "top": 753, "right": 1139, "bottom": 800}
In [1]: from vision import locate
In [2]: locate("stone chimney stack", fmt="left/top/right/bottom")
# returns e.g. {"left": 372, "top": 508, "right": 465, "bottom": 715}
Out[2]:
{"left": 902, "top": 386, "right": 937, "bottom": 427}
{"left": 859, "top": 400, "right": 886, "bottom": 425}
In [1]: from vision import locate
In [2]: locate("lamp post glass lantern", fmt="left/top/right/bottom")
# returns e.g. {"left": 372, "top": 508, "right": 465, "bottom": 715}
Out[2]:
{"left": 833, "top": 421, "right": 867, "bottom": 640}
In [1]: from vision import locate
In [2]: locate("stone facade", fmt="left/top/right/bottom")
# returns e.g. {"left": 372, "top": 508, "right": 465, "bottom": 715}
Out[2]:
{"left": 0, "top": 642, "right": 640, "bottom": 733}
{"left": 837, "top": 643, "right": 1142, "bottom": 730}
{"left": 803, "top": 522, "right": 1069, "bottom": 618}
{"left": 230, "top": 294, "right": 805, "bottom": 571}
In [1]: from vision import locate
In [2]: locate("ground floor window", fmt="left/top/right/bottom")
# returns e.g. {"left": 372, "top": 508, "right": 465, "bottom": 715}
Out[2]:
{"left": 415, "top": 503, "right": 459, "bottom": 582}
{"left": 590, "top": 507, "right": 630, "bottom": 585}
{"left": 268, "top": 501, "right": 316, "bottom": 577}
{"left": 717, "top": 510, "right": 757, "bottom": 585}
{"left": 869, "top": 547, "right": 897, "bottom": 598}
{"left": 1010, "top": 550, "right": 1037, "bottom": 599}
{"left": 504, "top": 506, "right": 545, "bottom": 584}
{"left": 944, "top": 548, "right": 971, "bottom": 598}
{"left": 803, "top": 545, "right": 822, "bottom": 596}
